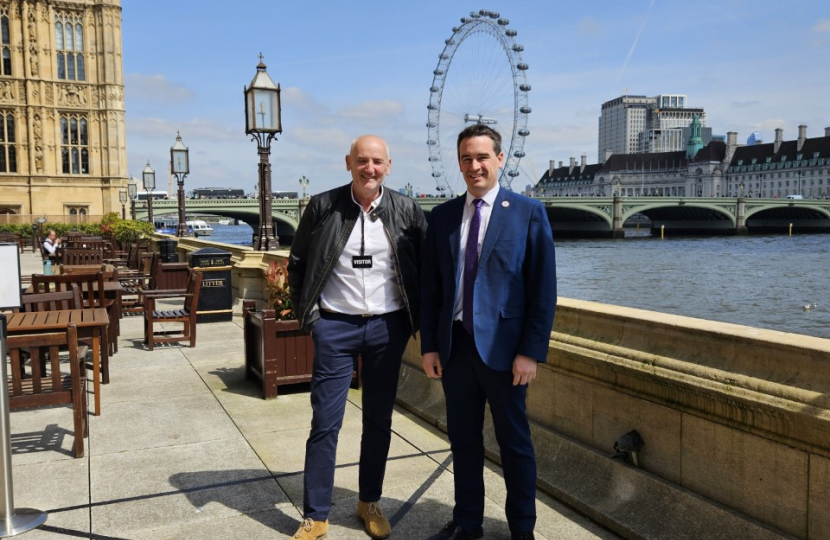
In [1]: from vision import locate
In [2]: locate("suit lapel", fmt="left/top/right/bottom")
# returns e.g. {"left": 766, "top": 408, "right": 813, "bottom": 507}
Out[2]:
{"left": 479, "top": 189, "right": 508, "bottom": 266}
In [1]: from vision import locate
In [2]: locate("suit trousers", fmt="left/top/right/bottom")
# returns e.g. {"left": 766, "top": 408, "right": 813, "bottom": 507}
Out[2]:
{"left": 442, "top": 322, "right": 537, "bottom": 534}
{"left": 303, "top": 309, "right": 410, "bottom": 520}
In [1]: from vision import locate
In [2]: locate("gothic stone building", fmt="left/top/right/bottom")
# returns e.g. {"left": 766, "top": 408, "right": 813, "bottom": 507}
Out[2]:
{"left": 0, "top": 0, "right": 125, "bottom": 222}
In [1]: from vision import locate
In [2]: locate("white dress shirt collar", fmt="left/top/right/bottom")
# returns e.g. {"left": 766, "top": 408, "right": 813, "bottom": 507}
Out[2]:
{"left": 465, "top": 184, "right": 499, "bottom": 208}
{"left": 351, "top": 184, "right": 384, "bottom": 211}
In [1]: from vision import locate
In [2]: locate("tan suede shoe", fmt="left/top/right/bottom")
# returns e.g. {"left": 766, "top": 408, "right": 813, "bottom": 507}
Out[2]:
{"left": 293, "top": 518, "right": 329, "bottom": 539}
{"left": 356, "top": 501, "right": 391, "bottom": 539}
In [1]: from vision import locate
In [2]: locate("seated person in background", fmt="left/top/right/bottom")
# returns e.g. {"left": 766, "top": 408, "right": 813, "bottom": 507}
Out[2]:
{"left": 42, "top": 229, "right": 60, "bottom": 255}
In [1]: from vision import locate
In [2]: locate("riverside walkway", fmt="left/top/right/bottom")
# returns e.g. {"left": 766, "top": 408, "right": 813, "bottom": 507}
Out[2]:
{"left": 9, "top": 250, "right": 618, "bottom": 540}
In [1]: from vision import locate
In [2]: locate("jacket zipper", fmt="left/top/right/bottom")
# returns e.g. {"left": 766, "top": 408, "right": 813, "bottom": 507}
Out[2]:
{"left": 380, "top": 216, "right": 415, "bottom": 335}
{"left": 299, "top": 217, "right": 355, "bottom": 328}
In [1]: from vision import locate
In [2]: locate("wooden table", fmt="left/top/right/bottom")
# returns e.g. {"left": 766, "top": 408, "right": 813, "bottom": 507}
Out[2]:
{"left": 6, "top": 308, "right": 109, "bottom": 416}
{"left": 26, "top": 280, "right": 124, "bottom": 353}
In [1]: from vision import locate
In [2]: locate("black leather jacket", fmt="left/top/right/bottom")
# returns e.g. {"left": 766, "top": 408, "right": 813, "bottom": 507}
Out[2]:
{"left": 288, "top": 183, "right": 427, "bottom": 334}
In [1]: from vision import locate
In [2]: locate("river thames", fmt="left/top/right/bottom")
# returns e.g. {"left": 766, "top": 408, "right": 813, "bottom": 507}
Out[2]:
{"left": 208, "top": 223, "right": 830, "bottom": 339}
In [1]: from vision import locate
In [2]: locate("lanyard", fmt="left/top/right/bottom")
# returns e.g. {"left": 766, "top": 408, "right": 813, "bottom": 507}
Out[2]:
{"left": 359, "top": 211, "right": 366, "bottom": 256}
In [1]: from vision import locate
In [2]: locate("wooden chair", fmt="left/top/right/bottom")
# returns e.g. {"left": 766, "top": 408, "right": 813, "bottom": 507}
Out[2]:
{"left": 32, "top": 271, "right": 112, "bottom": 374}
{"left": 6, "top": 324, "right": 88, "bottom": 457}
{"left": 120, "top": 253, "right": 157, "bottom": 315}
{"left": 21, "top": 286, "right": 83, "bottom": 313}
{"left": 18, "top": 286, "right": 88, "bottom": 373}
{"left": 61, "top": 248, "right": 103, "bottom": 265}
{"left": 144, "top": 270, "right": 202, "bottom": 351}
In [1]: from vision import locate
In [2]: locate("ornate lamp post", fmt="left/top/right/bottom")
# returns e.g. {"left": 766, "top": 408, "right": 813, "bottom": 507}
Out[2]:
{"left": 142, "top": 161, "right": 156, "bottom": 227}
{"left": 244, "top": 55, "right": 282, "bottom": 251}
{"left": 404, "top": 182, "right": 413, "bottom": 198}
{"left": 128, "top": 179, "right": 138, "bottom": 220}
{"left": 299, "top": 175, "right": 310, "bottom": 199}
{"left": 170, "top": 132, "right": 190, "bottom": 237}
{"left": 119, "top": 188, "right": 127, "bottom": 219}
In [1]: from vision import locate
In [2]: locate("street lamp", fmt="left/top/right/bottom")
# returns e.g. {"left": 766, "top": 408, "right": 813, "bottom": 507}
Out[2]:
{"left": 119, "top": 188, "right": 127, "bottom": 220}
{"left": 128, "top": 179, "right": 138, "bottom": 220}
{"left": 170, "top": 132, "right": 190, "bottom": 237}
{"left": 739, "top": 182, "right": 744, "bottom": 198}
{"left": 404, "top": 183, "right": 413, "bottom": 198}
{"left": 142, "top": 161, "right": 156, "bottom": 227}
{"left": 299, "top": 175, "right": 310, "bottom": 199}
{"left": 244, "top": 55, "right": 282, "bottom": 251}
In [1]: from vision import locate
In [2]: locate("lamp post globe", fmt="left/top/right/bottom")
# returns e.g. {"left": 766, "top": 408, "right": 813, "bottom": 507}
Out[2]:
{"left": 142, "top": 161, "right": 156, "bottom": 227}
{"left": 244, "top": 54, "right": 282, "bottom": 251}
{"left": 299, "top": 175, "right": 310, "bottom": 199}
{"left": 170, "top": 132, "right": 190, "bottom": 237}
{"left": 119, "top": 188, "right": 127, "bottom": 220}
{"left": 128, "top": 179, "right": 138, "bottom": 220}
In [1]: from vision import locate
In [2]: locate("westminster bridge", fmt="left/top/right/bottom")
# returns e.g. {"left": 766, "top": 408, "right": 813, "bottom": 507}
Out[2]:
{"left": 135, "top": 196, "right": 830, "bottom": 238}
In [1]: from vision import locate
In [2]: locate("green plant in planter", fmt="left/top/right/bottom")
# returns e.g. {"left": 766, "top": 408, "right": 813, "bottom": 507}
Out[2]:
{"left": 100, "top": 212, "right": 121, "bottom": 237}
{"left": 264, "top": 259, "right": 295, "bottom": 320}
{"left": 111, "top": 220, "right": 154, "bottom": 244}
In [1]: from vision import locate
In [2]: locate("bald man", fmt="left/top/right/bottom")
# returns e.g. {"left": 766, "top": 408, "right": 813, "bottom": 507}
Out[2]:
{"left": 288, "top": 135, "right": 427, "bottom": 540}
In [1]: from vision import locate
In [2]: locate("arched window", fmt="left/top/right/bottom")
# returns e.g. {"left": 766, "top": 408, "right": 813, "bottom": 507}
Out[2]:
{"left": 0, "top": 110, "right": 16, "bottom": 172}
{"left": 0, "top": 8, "right": 11, "bottom": 76}
{"left": 55, "top": 12, "right": 84, "bottom": 81}
{"left": 60, "top": 114, "right": 89, "bottom": 174}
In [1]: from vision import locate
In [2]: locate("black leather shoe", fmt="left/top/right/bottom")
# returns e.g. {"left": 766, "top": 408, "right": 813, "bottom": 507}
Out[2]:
{"left": 511, "top": 532, "right": 535, "bottom": 540}
{"left": 427, "top": 520, "right": 484, "bottom": 540}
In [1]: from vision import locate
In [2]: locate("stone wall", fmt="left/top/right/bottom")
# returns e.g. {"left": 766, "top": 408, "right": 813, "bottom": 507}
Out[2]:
{"left": 397, "top": 298, "right": 830, "bottom": 540}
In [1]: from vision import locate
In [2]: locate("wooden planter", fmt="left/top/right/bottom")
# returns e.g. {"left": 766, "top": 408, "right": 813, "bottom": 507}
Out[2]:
{"left": 242, "top": 300, "right": 362, "bottom": 399}
{"left": 243, "top": 300, "right": 313, "bottom": 399}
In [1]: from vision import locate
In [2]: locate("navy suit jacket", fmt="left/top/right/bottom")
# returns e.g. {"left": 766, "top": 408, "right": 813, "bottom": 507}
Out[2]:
{"left": 420, "top": 189, "right": 557, "bottom": 371}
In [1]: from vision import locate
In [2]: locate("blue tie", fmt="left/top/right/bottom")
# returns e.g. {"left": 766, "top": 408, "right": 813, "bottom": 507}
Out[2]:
{"left": 463, "top": 199, "right": 483, "bottom": 334}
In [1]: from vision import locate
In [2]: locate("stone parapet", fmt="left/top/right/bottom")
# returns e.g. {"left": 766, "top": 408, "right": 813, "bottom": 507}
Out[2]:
{"left": 397, "top": 298, "right": 830, "bottom": 539}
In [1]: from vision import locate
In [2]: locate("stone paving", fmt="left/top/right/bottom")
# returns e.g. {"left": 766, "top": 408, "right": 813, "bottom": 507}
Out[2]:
{"left": 7, "top": 250, "right": 619, "bottom": 539}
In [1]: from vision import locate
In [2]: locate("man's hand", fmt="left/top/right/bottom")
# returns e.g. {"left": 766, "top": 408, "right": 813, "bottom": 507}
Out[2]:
{"left": 422, "top": 352, "right": 442, "bottom": 379}
{"left": 512, "top": 354, "right": 537, "bottom": 386}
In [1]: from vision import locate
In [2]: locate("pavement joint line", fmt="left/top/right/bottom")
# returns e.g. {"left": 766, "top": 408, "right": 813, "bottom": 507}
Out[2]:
{"left": 46, "top": 474, "right": 277, "bottom": 513}
{"left": 388, "top": 452, "right": 453, "bottom": 527}
{"left": 39, "top": 524, "right": 132, "bottom": 540}
{"left": 178, "top": 338, "right": 294, "bottom": 506}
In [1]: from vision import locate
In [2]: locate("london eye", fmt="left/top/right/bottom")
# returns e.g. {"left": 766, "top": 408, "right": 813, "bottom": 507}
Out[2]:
{"left": 427, "top": 9, "right": 531, "bottom": 195}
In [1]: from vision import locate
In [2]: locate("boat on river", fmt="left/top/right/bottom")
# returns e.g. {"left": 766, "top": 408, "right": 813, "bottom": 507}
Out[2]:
{"left": 186, "top": 220, "right": 213, "bottom": 237}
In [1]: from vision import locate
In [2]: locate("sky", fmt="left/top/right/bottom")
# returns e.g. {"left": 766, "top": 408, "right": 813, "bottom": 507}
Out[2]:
{"left": 122, "top": 0, "right": 830, "bottom": 197}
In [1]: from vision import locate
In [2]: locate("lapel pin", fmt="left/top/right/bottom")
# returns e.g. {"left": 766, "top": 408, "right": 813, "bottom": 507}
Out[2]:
{"left": 502, "top": 200, "right": 510, "bottom": 208}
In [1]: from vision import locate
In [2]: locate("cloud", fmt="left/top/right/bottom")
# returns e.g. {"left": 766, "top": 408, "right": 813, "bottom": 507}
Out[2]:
{"left": 338, "top": 100, "right": 406, "bottom": 129}
{"left": 127, "top": 117, "right": 237, "bottom": 143}
{"left": 813, "top": 19, "right": 830, "bottom": 33}
{"left": 289, "top": 126, "right": 353, "bottom": 151}
{"left": 578, "top": 17, "right": 603, "bottom": 38}
{"left": 281, "top": 86, "right": 330, "bottom": 114}
{"left": 731, "top": 100, "right": 761, "bottom": 109}
{"left": 124, "top": 73, "right": 195, "bottom": 103}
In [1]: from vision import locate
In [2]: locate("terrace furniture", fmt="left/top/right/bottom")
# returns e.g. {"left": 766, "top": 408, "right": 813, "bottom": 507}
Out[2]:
{"left": 143, "top": 270, "right": 202, "bottom": 351}
{"left": 5, "top": 323, "right": 88, "bottom": 457}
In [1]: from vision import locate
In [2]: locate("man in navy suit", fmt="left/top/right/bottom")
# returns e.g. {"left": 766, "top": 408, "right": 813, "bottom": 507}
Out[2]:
{"left": 420, "top": 124, "right": 557, "bottom": 540}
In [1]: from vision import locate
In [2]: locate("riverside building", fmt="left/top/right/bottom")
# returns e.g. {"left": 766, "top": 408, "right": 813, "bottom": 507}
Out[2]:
{"left": 598, "top": 93, "right": 711, "bottom": 161}
{"left": 0, "top": 0, "right": 125, "bottom": 222}
{"left": 534, "top": 122, "right": 830, "bottom": 200}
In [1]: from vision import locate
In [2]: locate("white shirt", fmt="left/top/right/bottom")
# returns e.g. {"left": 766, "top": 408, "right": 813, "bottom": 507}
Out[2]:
{"left": 319, "top": 186, "right": 403, "bottom": 315}
{"left": 453, "top": 184, "right": 500, "bottom": 322}
{"left": 43, "top": 238, "right": 59, "bottom": 255}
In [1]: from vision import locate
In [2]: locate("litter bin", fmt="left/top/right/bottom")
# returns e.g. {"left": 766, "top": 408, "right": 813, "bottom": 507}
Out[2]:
{"left": 157, "top": 239, "right": 178, "bottom": 263}
{"left": 188, "top": 247, "right": 232, "bottom": 323}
